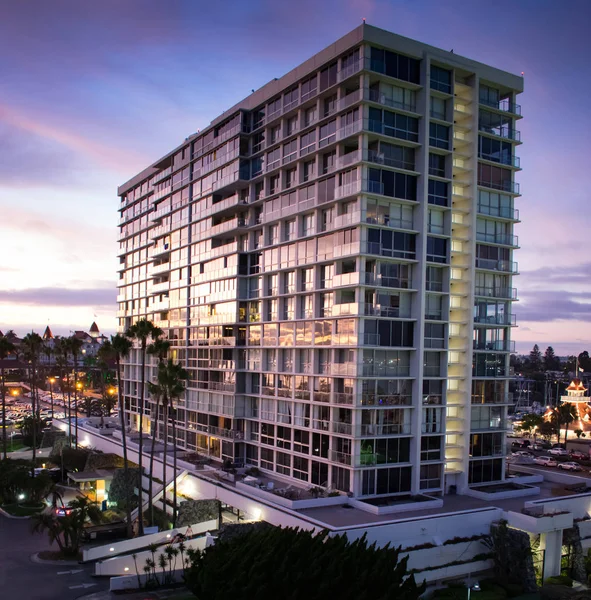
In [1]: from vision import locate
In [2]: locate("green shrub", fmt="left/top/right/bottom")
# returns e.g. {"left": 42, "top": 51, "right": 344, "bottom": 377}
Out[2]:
{"left": 544, "top": 575, "right": 573, "bottom": 587}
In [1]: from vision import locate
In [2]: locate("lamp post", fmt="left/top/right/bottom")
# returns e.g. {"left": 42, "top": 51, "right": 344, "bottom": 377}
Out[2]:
{"left": 48, "top": 377, "right": 56, "bottom": 420}
{"left": 467, "top": 579, "right": 480, "bottom": 600}
{"left": 76, "top": 382, "right": 84, "bottom": 418}
{"left": 107, "top": 387, "right": 116, "bottom": 417}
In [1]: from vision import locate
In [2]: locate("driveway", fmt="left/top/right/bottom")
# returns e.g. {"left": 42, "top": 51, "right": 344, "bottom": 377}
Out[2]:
{"left": 0, "top": 514, "right": 110, "bottom": 599}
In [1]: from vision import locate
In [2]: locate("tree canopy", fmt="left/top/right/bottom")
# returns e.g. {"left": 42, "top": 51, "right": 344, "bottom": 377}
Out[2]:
{"left": 184, "top": 526, "right": 425, "bottom": 600}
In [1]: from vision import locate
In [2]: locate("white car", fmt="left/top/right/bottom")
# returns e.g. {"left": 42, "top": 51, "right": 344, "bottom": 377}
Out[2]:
{"left": 558, "top": 462, "right": 582, "bottom": 471}
{"left": 548, "top": 448, "right": 569, "bottom": 456}
{"left": 534, "top": 456, "right": 558, "bottom": 467}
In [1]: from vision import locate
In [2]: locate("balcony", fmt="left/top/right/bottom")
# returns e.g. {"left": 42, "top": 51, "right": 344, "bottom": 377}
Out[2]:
{"left": 331, "top": 422, "right": 353, "bottom": 436}
{"left": 153, "top": 166, "right": 173, "bottom": 184}
{"left": 337, "top": 57, "right": 363, "bottom": 82}
{"left": 480, "top": 98, "right": 522, "bottom": 117}
{"left": 330, "top": 450, "right": 352, "bottom": 466}
{"left": 360, "top": 393, "right": 411, "bottom": 406}
{"left": 333, "top": 392, "right": 354, "bottom": 405}
{"left": 470, "top": 419, "right": 507, "bottom": 432}
{"left": 338, "top": 89, "right": 363, "bottom": 110}
{"left": 477, "top": 204, "right": 520, "bottom": 221}
{"left": 334, "top": 179, "right": 362, "bottom": 200}
{"left": 475, "top": 258, "right": 518, "bottom": 274}
{"left": 362, "top": 364, "right": 411, "bottom": 377}
{"left": 479, "top": 125, "right": 521, "bottom": 142}
{"left": 471, "top": 393, "right": 514, "bottom": 405}
{"left": 365, "top": 214, "right": 414, "bottom": 230}
{"left": 473, "top": 313, "right": 516, "bottom": 326}
{"left": 152, "top": 242, "right": 171, "bottom": 258}
{"left": 336, "top": 150, "right": 362, "bottom": 169}
{"left": 474, "top": 286, "right": 517, "bottom": 300}
{"left": 151, "top": 281, "right": 170, "bottom": 294}
{"left": 365, "top": 149, "right": 414, "bottom": 171}
{"left": 476, "top": 232, "right": 519, "bottom": 247}
{"left": 336, "top": 120, "right": 363, "bottom": 141}
{"left": 364, "top": 88, "right": 416, "bottom": 113}
{"left": 473, "top": 340, "right": 516, "bottom": 352}
{"left": 332, "top": 211, "right": 361, "bottom": 229}
{"left": 362, "top": 333, "right": 380, "bottom": 346}
{"left": 150, "top": 262, "right": 171, "bottom": 276}
{"left": 477, "top": 178, "right": 520, "bottom": 195}
{"left": 479, "top": 153, "right": 521, "bottom": 168}
{"left": 154, "top": 186, "right": 172, "bottom": 201}
{"left": 357, "top": 423, "right": 411, "bottom": 436}
{"left": 364, "top": 272, "right": 412, "bottom": 290}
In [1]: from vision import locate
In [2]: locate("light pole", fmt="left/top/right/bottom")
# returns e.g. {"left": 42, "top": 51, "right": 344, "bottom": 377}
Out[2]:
{"left": 107, "top": 387, "right": 116, "bottom": 417}
{"left": 76, "top": 382, "right": 84, "bottom": 417}
{"left": 48, "top": 377, "right": 55, "bottom": 420}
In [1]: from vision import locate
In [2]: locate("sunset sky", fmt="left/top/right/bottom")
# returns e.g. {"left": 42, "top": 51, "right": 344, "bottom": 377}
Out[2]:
{"left": 1, "top": 0, "right": 590, "bottom": 354}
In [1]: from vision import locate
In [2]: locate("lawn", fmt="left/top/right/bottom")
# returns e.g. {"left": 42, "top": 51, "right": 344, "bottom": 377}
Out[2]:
{"left": 8, "top": 441, "right": 27, "bottom": 452}
{"left": 2, "top": 502, "right": 45, "bottom": 516}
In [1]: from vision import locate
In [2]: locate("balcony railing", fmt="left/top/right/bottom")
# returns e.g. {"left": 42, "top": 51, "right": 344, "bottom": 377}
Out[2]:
{"left": 337, "top": 57, "right": 364, "bottom": 82}
{"left": 360, "top": 394, "right": 412, "bottom": 406}
{"left": 474, "top": 286, "right": 518, "bottom": 300}
{"left": 473, "top": 313, "right": 516, "bottom": 326}
{"left": 477, "top": 178, "right": 520, "bottom": 194}
{"left": 477, "top": 204, "right": 520, "bottom": 221}
{"left": 473, "top": 340, "right": 516, "bottom": 352}
{"left": 479, "top": 153, "right": 521, "bottom": 168}
{"left": 471, "top": 393, "right": 514, "bottom": 405}
{"left": 479, "top": 125, "right": 521, "bottom": 142}
{"left": 470, "top": 419, "right": 507, "bottom": 431}
{"left": 475, "top": 258, "right": 518, "bottom": 273}
{"left": 480, "top": 98, "right": 522, "bottom": 116}
{"left": 365, "top": 149, "right": 414, "bottom": 171}
{"left": 476, "top": 232, "right": 519, "bottom": 246}
{"left": 364, "top": 88, "right": 416, "bottom": 113}
{"left": 357, "top": 423, "right": 411, "bottom": 436}
{"left": 365, "top": 214, "right": 414, "bottom": 230}
{"left": 330, "top": 450, "right": 352, "bottom": 465}
{"left": 361, "top": 364, "right": 411, "bottom": 378}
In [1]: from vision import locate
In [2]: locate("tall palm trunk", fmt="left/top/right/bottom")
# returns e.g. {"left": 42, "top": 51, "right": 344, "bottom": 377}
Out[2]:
{"left": 137, "top": 341, "right": 147, "bottom": 536}
{"left": 73, "top": 354, "right": 79, "bottom": 449}
{"left": 30, "top": 363, "right": 37, "bottom": 477}
{"left": 162, "top": 397, "right": 168, "bottom": 521}
{"left": 1, "top": 365, "right": 6, "bottom": 459}
{"left": 171, "top": 404, "right": 178, "bottom": 527}
{"left": 116, "top": 356, "right": 133, "bottom": 538}
{"left": 66, "top": 369, "right": 72, "bottom": 448}
{"left": 148, "top": 393, "right": 161, "bottom": 527}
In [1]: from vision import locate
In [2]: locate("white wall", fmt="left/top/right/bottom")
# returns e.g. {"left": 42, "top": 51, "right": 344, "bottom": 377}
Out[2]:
{"left": 83, "top": 519, "right": 217, "bottom": 562}
{"left": 96, "top": 535, "right": 209, "bottom": 576}
{"left": 525, "top": 493, "right": 591, "bottom": 520}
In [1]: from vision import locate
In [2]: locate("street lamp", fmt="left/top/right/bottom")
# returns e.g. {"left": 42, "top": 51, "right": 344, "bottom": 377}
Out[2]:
{"left": 48, "top": 377, "right": 56, "bottom": 420}
{"left": 467, "top": 580, "right": 481, "bottom": 600}
{"left": 108, "top": 387, "right": 116, "bottom": 417}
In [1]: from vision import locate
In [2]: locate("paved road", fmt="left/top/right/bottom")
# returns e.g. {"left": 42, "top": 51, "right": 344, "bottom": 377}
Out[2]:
{"left": 0, "top": 514, "right": 110, "bottom": 600}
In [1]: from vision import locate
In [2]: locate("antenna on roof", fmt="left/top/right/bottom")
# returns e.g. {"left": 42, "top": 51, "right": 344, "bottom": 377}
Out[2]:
{"left": 362, "top": 17, "right": 366, "bottom": 23}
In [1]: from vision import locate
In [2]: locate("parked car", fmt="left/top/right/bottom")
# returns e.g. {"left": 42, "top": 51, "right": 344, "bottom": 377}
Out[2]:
{"left": 548, "top": 447, "right": 569, "bottom": 456}
{"left": 552, "top": 443, "right": 566, "bottom": 449}
{"left": 569, "top": 451, "right": 587, "bottom": 461}
{"left": 511, "top": 441, "right": 531, "bottom": 449}
{"left": 512, "top": 451, "right": 535, "bottom": 458}
{"left": 534, "top": 456, "right": 558, "bottom": 467}
{"left": 558, "top": 462, "right": 582, "bottom": 471}
{"left": 533, "top": 441, "right": 551, "bottom": 450}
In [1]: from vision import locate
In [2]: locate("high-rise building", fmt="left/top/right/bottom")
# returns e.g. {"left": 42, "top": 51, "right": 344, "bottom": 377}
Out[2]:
{"left": 117, "top": 24, "right": 522, "bottom": 498}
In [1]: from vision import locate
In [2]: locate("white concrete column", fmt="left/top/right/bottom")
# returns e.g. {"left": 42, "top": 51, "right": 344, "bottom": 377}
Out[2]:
{"left": 541, "top": 529, "right": 563, "bottom": 579}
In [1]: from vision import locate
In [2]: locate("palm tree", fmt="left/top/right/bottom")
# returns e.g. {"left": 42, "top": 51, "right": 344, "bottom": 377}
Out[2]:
{"left": 54, "top": 338, "right": 72, "bottom": 446}
{"left": 22, "top": 332, "right": 42, "bottom": 476}
{"left": 68, "top": 336, "right": 83, "bottom": 449}
{"left": 96, "top": 341, "right": 116, "bottom": 422}
{"left": 111, "top": 334, "right": 134, "bottom": 537}
{"left": 146, "top": 337, "right": 170, "bottom": 525}
{"left": 157, "top": 359, "right": 188, "bottom": 527}
{"left": 125, "top": 319, "right": 162, "bottom": 536}
{"left": 0, "top": 335, "right": 16, "bottom": 459}
{"left": 556, "top": 402, "right": 578, "bottom": 445}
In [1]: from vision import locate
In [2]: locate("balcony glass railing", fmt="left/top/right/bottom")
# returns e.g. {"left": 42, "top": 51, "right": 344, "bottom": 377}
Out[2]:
{"left": 473, "top": 313, "right": 516, "bottom": 326}
{"left": 476, "top": 232, "right": 519, "bottom": 246}
{"left": 479, "top": 152, "right": 520, "bottom": 168}
{"left": 365, "top": 149, "right": 414, "bottom": 171}
{"left": 478, "top": 125, "right": 521, "bottom": 141}
{"left": 365, "top": 88, "right": 416, "bottom": 113}
{"left": 477, "top": 204, "right": 519, "bottom": 221}
{"left": 360, "top": 394, "right": 412, "bottom": 406}
{"left": 480, "top": 98, "right": 522, "bottom": 116}
{"left": 475, "top": 258, "right": 518, "bottom": 273}
{"left": 471, "top": 393, "right": 514, "bottom": 404}
{"left": 477, "top": 178, "right": 520, "bottom": 194}
{"left": 473, "top": 340, "right": 516, "bottom": 352}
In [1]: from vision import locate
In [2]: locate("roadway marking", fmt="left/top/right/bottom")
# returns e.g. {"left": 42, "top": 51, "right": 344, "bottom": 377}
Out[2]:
{"left": 57, "top": 569, "right": 84, "bottom": 575}
{"left": 69, "top": 583, "right": 96, "bottom": 590}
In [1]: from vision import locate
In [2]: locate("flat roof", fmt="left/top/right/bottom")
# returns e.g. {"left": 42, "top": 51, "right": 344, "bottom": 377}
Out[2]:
{"left": 118, "top": 23, "right": 523, "bottom": 195}
{"left": 68, "top": 469, "right": 115, "bottom": 483}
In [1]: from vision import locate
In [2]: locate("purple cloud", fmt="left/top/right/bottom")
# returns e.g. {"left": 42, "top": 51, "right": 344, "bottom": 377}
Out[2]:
{"left": 0, "top": 285, "right": 116, "bottom": 307}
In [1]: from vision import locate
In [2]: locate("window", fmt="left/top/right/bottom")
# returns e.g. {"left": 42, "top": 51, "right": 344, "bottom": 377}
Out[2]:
{"left": 424, "top": 323, "right": 445, "bottom": 348}
{"left": 423, "top": 380, "right": 443, "bottom": 405}
{"left": 368, "top": 107, "right": 419, "bottom": 142}
{"left": 479, "top": 136, "right": 514, "bottom": 166}
{"left": 421, "top": 436, "right": 442, "bottom": 461}
{"left": 428, "top": 179, "right": 449, "bottom": 207}
{"left": 283, "top": 87, "right": 298, "bottom": 111}
{"left": 323, "top": 94, "right": 337, "bottom": 117}
{"left": 368, "top": 168, "right": 417, "bottom": 201}
{"left": 368, "top": 141, "right": 414, "bottom": 170}
{"left": 429, "top": 153, "right": 446, "bottom": 177}
{"left": 300, "top": 130, "right": 316, "bottom": 156}
{"left": 479, "top": 110, "right": 516, "bottom": 139}
{"left": 430, "top": 96, "right": 447, "bottom": 120}
{"left": 426, "top": 266, "right": 444, "bottom": 292}
{"left": 303, "top": 160, "right": 315, "bottom": 182}
{"left": 429, "top": 123, "right": 449, "bottom": 149}
{"left": 367, "top": 228, "right": 416, "bottom": 259}
{"left": 269, "top": 174, "right": 279, "bottom": 195}
{"left": 319, "top": 120, "right": 337, "bottom": 147}
{"left": 300, "top": 268, "right": 314, "bottom": 291}
{"left": 276, "top": 450, "right": 291, "bottom": 475}
{"left": 369, "top": 82, "right": 416, "bottom": 112}
{"left": 478, "top": 163, "right": 514, "bottom": 193}
{"left": 286, "top": 116, "right": 297, "bottom": 136}
{"left": 426, "top": 236, "right": 447, "bottom": 263}
{"left": 430, "top": 65, "right": 452, "bottom": 93}
{"left": 470, "top": 432, "right": 503, "bottom": 457}
{"left": 302, "top": 213, "right": 315, "bottom": 236}
{"left": 428, "top": 209, "right": 444, "bottom": 234}
{"left": 364, "top": 318, "right": 414, "bottom": 347}
{"left": 301, "top": 76, "right": 318, "bottom": 101}
{"left": 369, "top": 47, "right": 420, "bottom": 84}
{"left": 285, "top": 168, "right": 296, "bottom": 189}
{"left": 293, "top": 429, "right": 309, "bottom": 454}
{"left": 269, "top": 125, "right": 281, "bottom": 144}
{"left": 319, "top": 63, "right": 337, "bottom": 91}
{"left": 425, "top": 294, "right": 443, "bottom": 320}
{"left": 322, "top": 151, "right": 336, "bottom": 174}
{"left": 420, "top": 464, "right": 442, "bottom": 489}
{"left": 268, "top": 224, "right": 279, "bottom": 245}
{"left": 304, "top": 105, "right": 317, "bottom": 127}
{"left": 477, "top": 190, "right": 514, "bottom": 219}
{"left": 293, "top": 456, "right": 309, "bottom": 481}
{"left": 260, "top": 447, "right": 274, "bottom": 470}
{"left": 469, "top": 458, "right": 502, "bottom": 484}
{"left": 283, "top": 139, "right": 297, "bottom": 163}
{"left": 284, "top": 219, "right": 296, "bottom": 241}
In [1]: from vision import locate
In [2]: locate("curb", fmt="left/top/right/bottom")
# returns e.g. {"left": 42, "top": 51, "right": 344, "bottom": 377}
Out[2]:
{"left": 0, "top": 506, "right": 32, "bottom": 520}
{"left": 30, "top": 552, "right": 82, "bottom": 566}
